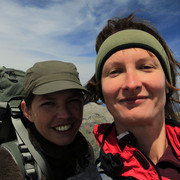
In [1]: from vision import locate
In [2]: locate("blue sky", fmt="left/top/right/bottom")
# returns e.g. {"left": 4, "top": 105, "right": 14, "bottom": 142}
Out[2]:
{"left": 0, "top": 0, "right": 180, "bottom": 84}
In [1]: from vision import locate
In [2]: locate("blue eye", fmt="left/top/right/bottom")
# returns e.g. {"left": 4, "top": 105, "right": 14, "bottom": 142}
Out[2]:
{"left": 110, "top": 69, "right": 122, "bottom": 74}
{"left": 139, "top": 64, "right": 154, "bottom": 70}
{"left": 108, "top": 69, "right": 123, "bottom": 78}
{"left": 142, "top": 66, "right": 152, "bottom": 69}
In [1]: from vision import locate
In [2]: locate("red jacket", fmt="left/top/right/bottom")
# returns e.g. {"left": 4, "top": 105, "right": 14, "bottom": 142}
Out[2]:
{"left": 93, "top": 119, "right": 180, "bottom": 180}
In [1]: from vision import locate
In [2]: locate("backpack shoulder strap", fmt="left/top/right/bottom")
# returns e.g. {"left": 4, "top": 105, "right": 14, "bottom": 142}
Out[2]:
{"left": 1, "top": 140, "right": 42, "bottom": 180}
{"left": 9, "top": 102, "right": 53, "bottom": 180}
{"left": 1, "top": 141, "right": 25, "bottom": 177}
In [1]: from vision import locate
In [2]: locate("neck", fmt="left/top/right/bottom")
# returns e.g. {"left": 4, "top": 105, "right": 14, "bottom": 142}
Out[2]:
{"left": 28, "top": 123, "right": 89, "bottom": 160}
{"left": 115, "top": 115, "right": 168, "bottom": 164}
{"left": 130, "top": 119, "right": 167, "bottom": 164}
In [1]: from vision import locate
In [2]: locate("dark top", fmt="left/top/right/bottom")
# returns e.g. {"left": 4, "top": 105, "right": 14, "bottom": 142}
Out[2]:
{"left": 29, "top": 124, "right": 90, "bottom": 180}
{"left": 157, "top": 143, "right": 180, "bottom": 179}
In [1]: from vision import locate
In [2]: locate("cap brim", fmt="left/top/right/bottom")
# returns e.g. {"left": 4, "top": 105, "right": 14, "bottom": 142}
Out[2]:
{"left": 32, "top": 80, "right": 88, "bottom": 95}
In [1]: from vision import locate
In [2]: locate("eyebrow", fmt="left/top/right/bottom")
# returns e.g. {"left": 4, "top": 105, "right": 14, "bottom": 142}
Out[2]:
{"left": 137, "top": 56, "right": 158, "bottom": 62}
{"left": 138, "top": 57, "right": 155, "bottom": 61}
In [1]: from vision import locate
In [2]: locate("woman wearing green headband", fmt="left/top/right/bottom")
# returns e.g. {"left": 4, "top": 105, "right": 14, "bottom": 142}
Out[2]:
{"left": 86, "top": 14, "right": 180, "bottom": 179}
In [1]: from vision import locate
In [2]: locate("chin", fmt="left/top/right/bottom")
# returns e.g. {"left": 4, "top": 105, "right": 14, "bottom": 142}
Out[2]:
{"left": 52, "top": 137, "right": 74, "bottom": 146}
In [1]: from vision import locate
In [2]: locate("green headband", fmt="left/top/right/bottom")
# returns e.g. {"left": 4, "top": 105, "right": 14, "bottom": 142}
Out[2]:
{"left": 96, "top": 29, "right": 172, "bottom": 85}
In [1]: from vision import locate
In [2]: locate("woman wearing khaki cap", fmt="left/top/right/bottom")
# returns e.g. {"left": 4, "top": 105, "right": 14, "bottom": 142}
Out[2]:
{"left": 0, "top": 60, "right": 101, "bottom": 180}
{"left": 85, "top": 14, "right": 180, "bottom": 179}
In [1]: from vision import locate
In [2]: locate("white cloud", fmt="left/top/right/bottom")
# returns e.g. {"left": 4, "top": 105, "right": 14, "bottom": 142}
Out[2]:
{"left": 0, "top": 0, "right": 127, "bottom": 82}
{"left": 0, "top": 0, "right": 179, "bottom": 84}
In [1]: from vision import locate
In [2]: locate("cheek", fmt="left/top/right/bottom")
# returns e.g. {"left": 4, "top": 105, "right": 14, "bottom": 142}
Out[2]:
{"left": 102, "top": 78, "right": 119, "bottom": 101}
{"left": 30, "top": 108, "right": 50, "bottom": 126}
{"left": 70, "top": 106, "right": 83, "bottom": 128}
{"left": 145, "top": 75, "right": 167, "bottom": 105}
{"left": 149, "top": 75, "right": 166, "bottom": 93}
{"left": 68, "top": 104, "right": 83, "bottom": 118}
{"left": 26, "top": 107, "right": 38, "bottom": 123}
{"left": 156, "top": 83, "right": 167, "bottom": 101}
{"left": 30, "top": 112, "right": 41, "bottom": 125}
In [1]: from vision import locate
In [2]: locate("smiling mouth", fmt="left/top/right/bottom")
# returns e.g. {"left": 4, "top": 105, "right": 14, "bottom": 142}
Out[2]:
{"left": 55, "top": 124, "right": 72, "bottom": 132}
{"left": 119, "top": 96, "right": 148, "bottom": 102}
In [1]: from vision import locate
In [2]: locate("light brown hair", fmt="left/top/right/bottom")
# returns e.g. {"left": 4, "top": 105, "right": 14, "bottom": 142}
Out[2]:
{"left": 85, "top": 13, "right": 180, "bottom": 121}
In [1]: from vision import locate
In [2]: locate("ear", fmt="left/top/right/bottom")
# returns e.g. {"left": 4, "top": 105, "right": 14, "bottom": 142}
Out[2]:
{"left": 21, "top": 100, "right": 34, "bottom": 123}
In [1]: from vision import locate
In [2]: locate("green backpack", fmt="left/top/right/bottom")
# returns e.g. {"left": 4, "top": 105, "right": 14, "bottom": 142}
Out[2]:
{"left": 0, "top": 66, "right": 52, "bottom": 180}
{"left": 0, "top": 66, "right": 25, "bottom": 143}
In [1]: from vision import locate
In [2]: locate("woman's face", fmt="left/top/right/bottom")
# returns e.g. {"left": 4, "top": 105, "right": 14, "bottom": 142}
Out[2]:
{"left": 22, "top": 89, "right": 83, "bottom": 146}
{"left": 101, "top": 48, "right": 167, "bottom": 132}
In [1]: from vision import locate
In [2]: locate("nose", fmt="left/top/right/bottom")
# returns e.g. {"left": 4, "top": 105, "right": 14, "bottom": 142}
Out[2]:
{"left": 122, "top": 71, "right": 142, "bottom": 93}
{"left": 56, "top": 106, "right": 71, "bottom": 119}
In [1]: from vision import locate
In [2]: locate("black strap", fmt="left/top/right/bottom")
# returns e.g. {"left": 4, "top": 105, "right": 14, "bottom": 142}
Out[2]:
{"left": 98, "top": 122, "right": 124, "bottom": 179}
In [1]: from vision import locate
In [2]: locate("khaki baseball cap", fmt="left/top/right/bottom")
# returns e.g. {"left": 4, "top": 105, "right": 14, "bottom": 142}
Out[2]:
{"left": 23, "top": 60, "right": 88, "bottom": 97}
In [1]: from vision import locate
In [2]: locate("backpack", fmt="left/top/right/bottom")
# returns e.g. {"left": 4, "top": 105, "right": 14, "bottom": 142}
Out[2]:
{"left": 0, "top": 66, "right": 52, "bottom": 180}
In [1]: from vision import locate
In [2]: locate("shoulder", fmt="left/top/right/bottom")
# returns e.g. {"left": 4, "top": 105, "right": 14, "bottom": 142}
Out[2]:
{"left": 0, "top": 146, "right": 24, "bottom": 180}
{"left": 0, "top": 146, "right": 15, "bottom": 162}
{"left": 166, "top": 118, "right": 180, "bottom": 128}
{"left": 93, "top": 123, "right": 113, "bottom": 141}
{"left": 93, "top": 123, "right": 112, "bottom": 134}
{"left": 166, "top": 119, "right": 180, "bottom": 133}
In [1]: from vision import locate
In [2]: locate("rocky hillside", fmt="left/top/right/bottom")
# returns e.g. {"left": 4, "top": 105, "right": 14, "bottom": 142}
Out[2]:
{"left": 80, "top": 102, "right": 113, "bottom": 160}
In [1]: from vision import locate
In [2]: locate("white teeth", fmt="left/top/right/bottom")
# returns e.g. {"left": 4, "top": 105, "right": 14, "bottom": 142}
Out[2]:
{"left": 55, "top": 124, "right": 71, "bottom": 131}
